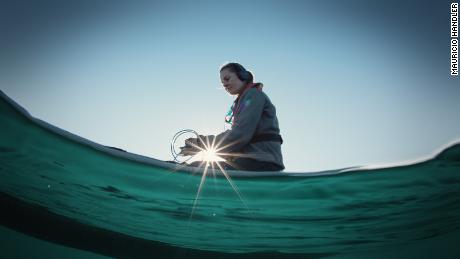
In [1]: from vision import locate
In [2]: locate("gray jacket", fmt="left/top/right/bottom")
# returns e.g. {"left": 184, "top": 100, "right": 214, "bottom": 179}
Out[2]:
{"left": 205, "top": 87, "right": 284, "bottom": 169}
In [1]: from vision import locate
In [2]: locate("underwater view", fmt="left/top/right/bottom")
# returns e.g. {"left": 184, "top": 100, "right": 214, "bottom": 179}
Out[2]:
{"left": 1, "top": 89, "right": 460, "bottom": 258}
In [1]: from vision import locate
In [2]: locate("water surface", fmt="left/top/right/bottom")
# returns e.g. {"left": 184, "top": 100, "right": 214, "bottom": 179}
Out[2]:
{"left": 1, "top": 91, "right": 459, "bottom": 258}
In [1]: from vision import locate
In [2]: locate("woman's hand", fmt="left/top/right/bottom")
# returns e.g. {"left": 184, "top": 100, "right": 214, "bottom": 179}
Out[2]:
{"left": 178, "top": 137, "right": 201, "bottom": 156}
{"left": 184, "top": 137, "right": 199, "bottom": 148}
{"left": 178, "top": 146, "right": 199, "bottom": 156}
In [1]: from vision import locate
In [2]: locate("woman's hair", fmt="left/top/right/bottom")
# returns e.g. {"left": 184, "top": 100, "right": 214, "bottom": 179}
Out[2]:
{"left": 220, "top": 62, "right": 254, "bottom": 83}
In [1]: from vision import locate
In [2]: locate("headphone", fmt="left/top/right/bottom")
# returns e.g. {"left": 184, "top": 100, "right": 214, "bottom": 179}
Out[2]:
{"left": 231, "top": 63, "right": 251, "bottom": 83}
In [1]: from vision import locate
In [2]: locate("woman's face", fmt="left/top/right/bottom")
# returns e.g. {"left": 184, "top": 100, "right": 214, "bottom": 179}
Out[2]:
{"left": 220, "top": 68, "right": 246, "bottom": 95}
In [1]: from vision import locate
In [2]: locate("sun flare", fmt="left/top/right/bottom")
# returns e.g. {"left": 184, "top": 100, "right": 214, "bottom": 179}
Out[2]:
{"left": 178, "top": 135, "right": 251, "bottom": 222}
{"left": 197, "top": 148, "right": 224, "bottom": 162}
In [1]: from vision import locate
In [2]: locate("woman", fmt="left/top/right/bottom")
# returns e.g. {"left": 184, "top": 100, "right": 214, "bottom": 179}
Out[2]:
{"left": 181, "top": 63, "right": 284, "bottom": 171}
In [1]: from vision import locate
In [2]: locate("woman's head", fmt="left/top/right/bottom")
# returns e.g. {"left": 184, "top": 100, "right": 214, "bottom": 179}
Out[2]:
{"left": 220, "top": 63, "right": 254, "bottom": 95}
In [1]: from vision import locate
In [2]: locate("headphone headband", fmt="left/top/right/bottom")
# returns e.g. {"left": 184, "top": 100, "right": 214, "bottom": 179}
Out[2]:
{"left": 221, "top": 63, "right": 251, "bottom": 82}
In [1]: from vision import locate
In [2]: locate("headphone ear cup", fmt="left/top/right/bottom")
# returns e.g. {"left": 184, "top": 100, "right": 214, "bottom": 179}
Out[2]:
{"left": 238, "top": 70, "right": 249, "bottom": 82}
{"left": 233, "top": 63, "right": 248, "bottom": 82}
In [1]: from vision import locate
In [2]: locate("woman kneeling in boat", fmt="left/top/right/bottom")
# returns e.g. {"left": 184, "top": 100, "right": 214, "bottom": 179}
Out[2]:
{"left": 180, "top": 62, "right": 284, "bottom": 171}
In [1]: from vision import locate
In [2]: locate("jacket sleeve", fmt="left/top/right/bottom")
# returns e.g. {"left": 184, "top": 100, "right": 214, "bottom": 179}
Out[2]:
{"left": 206, "top": 89, "right": 265, "bottom": 154}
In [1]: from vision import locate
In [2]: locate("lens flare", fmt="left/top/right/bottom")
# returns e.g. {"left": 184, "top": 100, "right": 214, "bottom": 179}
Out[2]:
{"left": 197, "top": 148, "right": 225, "bottom": 162}
{"left": 187, "top": 135, "right": 253, "bottom": 223}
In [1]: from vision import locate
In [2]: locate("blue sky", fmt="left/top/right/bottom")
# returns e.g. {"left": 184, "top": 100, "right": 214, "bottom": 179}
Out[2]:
{"left": 1, "top": 0, "right": 459, "bottom": 172}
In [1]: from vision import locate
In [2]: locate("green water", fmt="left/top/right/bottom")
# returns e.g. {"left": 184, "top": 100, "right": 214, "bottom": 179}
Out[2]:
{"left": 1, "top": 92, "right": 459, "bottom": 258}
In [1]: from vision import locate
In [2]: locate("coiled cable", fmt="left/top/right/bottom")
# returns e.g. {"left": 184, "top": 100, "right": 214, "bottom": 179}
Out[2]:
{"left": 170, "top": 129, "right": 200, "bottom": 163}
